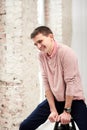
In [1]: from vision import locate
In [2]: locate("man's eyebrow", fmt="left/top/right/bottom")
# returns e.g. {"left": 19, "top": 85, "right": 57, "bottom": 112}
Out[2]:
{"left": 37, "top": 40, "right": 42, "bottom": 43}
{"left": 34, "top": 40, "right": 42, "bottom": 45}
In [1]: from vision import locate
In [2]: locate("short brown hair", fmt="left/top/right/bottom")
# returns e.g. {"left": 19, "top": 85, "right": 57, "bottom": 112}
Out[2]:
{"left": 30, "top": 26, "right": 53, "bottom": 39}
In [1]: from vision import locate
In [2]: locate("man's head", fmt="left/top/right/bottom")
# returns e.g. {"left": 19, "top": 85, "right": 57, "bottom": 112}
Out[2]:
{"left": 30, "top": 26, "right": 55, "bottom": 55}
{"left": 30, "top": 26, "right": 53, "bottom": 39}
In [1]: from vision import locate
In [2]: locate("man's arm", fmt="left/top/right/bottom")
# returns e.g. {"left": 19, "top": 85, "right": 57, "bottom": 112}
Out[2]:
{"left": 58, "top": 95, "right": 73, "bottom": 124}
{"left": 45, "top": 89, "right": 56, "bottom": 112}
{"left": 64, "top": 95, "right": 73, "bottom": 110}
{"left": 45, "top": 89, "right": 59, "bottom": 122}
{"left": 59, "top": 47, "right": 78, "bottom": 124}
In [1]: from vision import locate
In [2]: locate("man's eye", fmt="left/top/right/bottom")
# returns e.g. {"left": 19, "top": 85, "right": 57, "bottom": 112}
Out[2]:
{"left": 38, "top": 40, "right": 42, "bottom": 43}
{"left": 34, "top": 43, "right": 37, "bottom": 46}
{"left": 34, "top": 40, "right": 43, "bottom": 46}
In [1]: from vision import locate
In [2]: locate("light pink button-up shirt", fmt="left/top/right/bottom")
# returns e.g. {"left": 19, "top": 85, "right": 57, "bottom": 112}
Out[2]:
{"left": 39, "top": 42, "right": 85, "bottom": 101}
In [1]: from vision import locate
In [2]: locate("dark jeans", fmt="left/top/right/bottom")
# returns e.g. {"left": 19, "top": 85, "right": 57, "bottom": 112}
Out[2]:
{"left": 19, "top": 100, "right": 87, "bottom": 130}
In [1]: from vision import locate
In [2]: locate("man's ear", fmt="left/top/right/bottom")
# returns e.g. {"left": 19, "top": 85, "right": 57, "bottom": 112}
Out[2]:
{"left": 49, "top": 34, "right": 54, "bottom": 38}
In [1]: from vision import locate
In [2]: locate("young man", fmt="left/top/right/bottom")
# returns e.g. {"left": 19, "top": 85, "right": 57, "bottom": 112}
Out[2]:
{"left": 19, "top": 26, "right": 87, "bottom": 130}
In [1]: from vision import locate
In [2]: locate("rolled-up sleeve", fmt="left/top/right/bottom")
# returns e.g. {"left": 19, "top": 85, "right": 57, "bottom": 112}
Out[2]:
{"left": 39, "top": 53, "right": 50, "bottom": 91}
{"left": 62, "top": 48, "right": 81, "bottom": 96}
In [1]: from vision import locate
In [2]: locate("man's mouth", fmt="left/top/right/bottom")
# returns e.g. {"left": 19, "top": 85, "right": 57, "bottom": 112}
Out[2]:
{"left": 40, "top": 46, "right": 46, "bottom": 51}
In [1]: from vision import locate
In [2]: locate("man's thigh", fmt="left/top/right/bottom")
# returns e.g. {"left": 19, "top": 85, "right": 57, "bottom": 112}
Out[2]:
{"left": 19, "top": 99, "right": 50, "bottom": 130}
{"left": 71, "top": 100, "right": 87, "bottom": 130}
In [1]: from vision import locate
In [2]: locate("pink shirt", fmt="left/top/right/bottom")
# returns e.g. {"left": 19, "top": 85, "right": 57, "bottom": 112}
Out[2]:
{"left": 39, "top": 42, "right": 85, "bottom": 101}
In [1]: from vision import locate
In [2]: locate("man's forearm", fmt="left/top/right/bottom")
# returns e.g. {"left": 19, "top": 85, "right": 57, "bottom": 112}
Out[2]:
{"left": 45, "top": 89, "right": 57, "bottom": 112}
{"left": 64, "top": 95, "right": 73, "bottom": 109}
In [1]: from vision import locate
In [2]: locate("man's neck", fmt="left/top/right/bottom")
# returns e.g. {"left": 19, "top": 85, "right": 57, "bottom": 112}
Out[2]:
{"left": 47, "top": 41, "right": 55, "bottom": 56}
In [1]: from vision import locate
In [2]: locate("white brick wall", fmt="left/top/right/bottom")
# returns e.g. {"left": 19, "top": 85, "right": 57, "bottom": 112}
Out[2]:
{"left": 45, "top": 0, "right": 63, "bottom": 43}
{"left": 0, "top": 0, "right": 41, "bottom": 129}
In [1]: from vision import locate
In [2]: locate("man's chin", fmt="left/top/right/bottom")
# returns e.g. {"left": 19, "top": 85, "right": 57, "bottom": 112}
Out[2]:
{"left": 41, "top": 49, "right": 47, "bottom": 53}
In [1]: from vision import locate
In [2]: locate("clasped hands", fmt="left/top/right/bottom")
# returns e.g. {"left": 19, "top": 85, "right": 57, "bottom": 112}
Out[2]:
{"left": 48, "top": 111, "right": 71, "bottom": 124}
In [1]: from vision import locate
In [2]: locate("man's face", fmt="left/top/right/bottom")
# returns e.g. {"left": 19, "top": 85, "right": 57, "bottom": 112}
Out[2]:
{"left": 32, "top": 33, "right": 54, "bottom": 54}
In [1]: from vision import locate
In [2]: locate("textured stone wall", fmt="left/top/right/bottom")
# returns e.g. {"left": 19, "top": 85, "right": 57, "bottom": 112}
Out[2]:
{"left": 45, "top": 0, "right": 63, "bottom": 43}
{"left": 0, "top": 0, "right": 6, "bottom": 75}
{"left": 0, "top": 0, "right": 24, "bottom": 129}
{"left": 44, "top": 0, "right": 72, "bottom": 46}
{"left": 0, "top": 0, "right": 40, "bottom": 130}
{"left": 22, "top": 0, "right": 40, "bottom": 116}
{"left": 62, "top": 0, "right": 72, "bottom": 46}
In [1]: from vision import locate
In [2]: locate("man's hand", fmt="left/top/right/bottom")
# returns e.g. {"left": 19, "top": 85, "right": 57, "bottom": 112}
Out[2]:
{"left": 48, "top": 111, "right": 59, "bottom": 122}
{"left": 58, "top": 111, "right": 71, "bottom": 124}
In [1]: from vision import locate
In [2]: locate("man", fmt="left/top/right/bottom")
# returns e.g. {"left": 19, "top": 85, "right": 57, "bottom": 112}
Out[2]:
{"left": 19, "top": 26, "right": 87, "bottom": 130}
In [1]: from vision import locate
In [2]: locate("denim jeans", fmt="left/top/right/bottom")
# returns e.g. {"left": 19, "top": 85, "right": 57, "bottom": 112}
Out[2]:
{"left": 19, "top": 99, "right": 87, "bottom": 130}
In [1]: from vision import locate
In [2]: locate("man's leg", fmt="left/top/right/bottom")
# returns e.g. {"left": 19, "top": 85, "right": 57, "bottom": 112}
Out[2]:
{"left": 71, "top": 100, "right": 87, "bottom": 130}
{"left": 19, "top": 99, "right": 50, "bottom": 130}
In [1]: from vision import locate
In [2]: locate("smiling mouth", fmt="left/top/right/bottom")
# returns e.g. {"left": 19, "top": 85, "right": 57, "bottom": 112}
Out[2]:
{"left": 40, "top": 45, "right": 46, "bottom": 51}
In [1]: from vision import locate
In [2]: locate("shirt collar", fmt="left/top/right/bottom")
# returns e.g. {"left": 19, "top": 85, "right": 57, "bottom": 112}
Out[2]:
{"left": 48, "top": 41, "right": 58, "bottom": 58}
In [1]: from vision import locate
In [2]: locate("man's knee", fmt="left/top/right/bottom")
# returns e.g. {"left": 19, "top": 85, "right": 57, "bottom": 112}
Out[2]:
{"left": 19, "top": 121, "right": 31, "bottom": 130}
{"left": 19, "top": 122, "right": 25, "bottom": 130}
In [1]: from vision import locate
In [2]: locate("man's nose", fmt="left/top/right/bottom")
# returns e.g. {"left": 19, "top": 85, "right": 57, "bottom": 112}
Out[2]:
{"left": 37, "top": 43, "right": 41, "bottom": 49}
